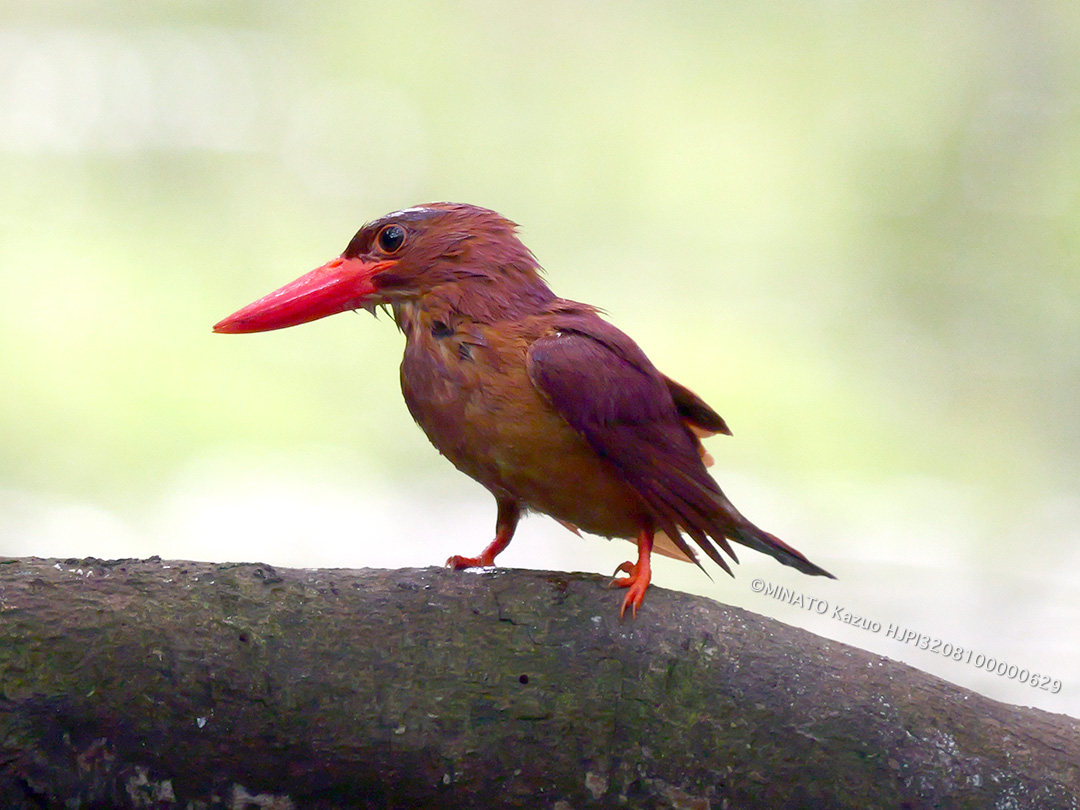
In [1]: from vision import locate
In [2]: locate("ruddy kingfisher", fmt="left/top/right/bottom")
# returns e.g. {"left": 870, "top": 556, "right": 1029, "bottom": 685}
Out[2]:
{"left": 214, "top": 203, "right": 834, "bottom": 616}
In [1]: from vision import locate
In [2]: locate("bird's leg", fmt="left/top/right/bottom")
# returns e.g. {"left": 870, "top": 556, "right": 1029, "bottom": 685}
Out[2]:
{"left": 446, "top": 498, "right": 521, "bottom": 569}
{"left": 610, "top": 526, "right": 654, "bottom": 618}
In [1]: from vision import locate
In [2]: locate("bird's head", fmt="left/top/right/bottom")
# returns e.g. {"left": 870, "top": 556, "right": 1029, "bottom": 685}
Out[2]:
{"left": 213, "top": 202, "right": 553, "bottom": 334}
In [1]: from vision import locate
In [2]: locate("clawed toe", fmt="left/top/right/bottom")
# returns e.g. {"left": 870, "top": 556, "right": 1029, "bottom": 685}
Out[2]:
{"left": 609, "top": 560, "right": 636, "bottom": 586}
{"left": 609, "top": 558, "right": 650, "bottom": 618}
{"left": 446, "top": 554, "right": 486, "bottom": 570}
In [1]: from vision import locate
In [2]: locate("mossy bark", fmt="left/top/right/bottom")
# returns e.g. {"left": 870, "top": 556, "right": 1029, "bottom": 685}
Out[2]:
{"left": 0, "top": 557, "right": 1076, "bottom": 809}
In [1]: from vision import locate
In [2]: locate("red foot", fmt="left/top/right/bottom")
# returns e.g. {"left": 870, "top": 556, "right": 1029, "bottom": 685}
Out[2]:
{"left": 446, "top": 553, "right": 495, "bottom": 570}
{"left": 610, "top": 527, "right": 654, "bottom": 618}
{"left": 610, "top": 560, "right": 651, "bottom": 618}
{"left": 446, "top": 499, "right": 520, "bottom": 571}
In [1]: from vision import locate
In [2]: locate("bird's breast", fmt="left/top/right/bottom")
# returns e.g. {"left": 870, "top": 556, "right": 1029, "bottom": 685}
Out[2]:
{"left": 396, "top": 306, "right": 645, "bottom": 538}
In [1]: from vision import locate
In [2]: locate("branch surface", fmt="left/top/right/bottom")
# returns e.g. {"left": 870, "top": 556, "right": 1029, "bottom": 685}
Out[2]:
{"left": 0, "top": 557, "right": 1077, "bottom": 809}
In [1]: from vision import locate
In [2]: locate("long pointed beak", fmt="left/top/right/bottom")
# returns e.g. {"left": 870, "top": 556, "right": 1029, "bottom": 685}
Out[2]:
{"left": 213, "top": 256, "right": 391, "bottom": 334}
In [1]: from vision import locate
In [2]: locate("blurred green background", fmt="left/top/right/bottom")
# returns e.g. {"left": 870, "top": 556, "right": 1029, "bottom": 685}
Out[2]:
{"left": 1, "top": 1, "right": 1077, "bottom": 715}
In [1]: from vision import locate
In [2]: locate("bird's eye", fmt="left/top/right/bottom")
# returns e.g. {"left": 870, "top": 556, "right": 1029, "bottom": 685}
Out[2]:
{"left": 377, "top": 224, "right": 406, "bottom": 253}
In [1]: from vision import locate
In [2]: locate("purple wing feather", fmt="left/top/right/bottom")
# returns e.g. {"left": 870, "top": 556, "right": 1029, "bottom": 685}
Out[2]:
{"left": 526, "top": 309, "right": 834, "bottom": 580}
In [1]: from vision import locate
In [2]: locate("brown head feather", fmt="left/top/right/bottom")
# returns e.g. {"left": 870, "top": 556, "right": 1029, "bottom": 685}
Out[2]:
{"left": 344, "top": 203, "right": 556, "bottom": 322}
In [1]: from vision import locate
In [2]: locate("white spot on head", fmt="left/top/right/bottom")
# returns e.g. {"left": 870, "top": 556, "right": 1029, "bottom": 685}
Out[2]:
{"left": 386, "top": 205, "right": 434, "bottom": 219}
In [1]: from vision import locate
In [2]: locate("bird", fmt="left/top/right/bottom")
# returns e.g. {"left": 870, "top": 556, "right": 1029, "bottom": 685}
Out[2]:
{"left": 214, "top": 202, "right": 834, "bottom": 616}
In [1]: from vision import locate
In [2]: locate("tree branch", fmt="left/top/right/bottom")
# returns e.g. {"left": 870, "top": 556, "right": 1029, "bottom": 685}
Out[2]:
{"left": 1, "top": 557, "right": 1076, "bottom": 809}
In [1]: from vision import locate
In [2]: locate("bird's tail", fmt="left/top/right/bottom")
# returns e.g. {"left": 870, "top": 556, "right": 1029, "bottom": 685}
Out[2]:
{"left": 731, "top": 518, "right": 835, "bottom": 579}
{"left": 634, "top": 455, "right": 834, "bottom": 579}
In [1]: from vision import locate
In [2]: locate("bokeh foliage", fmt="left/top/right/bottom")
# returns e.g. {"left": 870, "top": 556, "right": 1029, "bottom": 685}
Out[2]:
{"left": 1, "top": 0, "right": 1077, "bottom": 712}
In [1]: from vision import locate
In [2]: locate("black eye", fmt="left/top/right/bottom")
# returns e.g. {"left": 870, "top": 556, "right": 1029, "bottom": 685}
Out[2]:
{"left": 377, "top": 224, "right": 406, "bottom": 253}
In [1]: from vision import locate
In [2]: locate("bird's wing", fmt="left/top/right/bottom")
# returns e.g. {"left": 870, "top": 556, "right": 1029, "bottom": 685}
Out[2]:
{"left": 525, "top": 313, "right": 741, "bottom": 575}
{"left": 663, "top": 375, "right": 730, "bottom": 437}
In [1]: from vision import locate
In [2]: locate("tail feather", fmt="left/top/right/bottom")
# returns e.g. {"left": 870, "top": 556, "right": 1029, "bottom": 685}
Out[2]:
{"left": 732, "top": 520, "right": 836, "bottom": 579}
{"left": 638, "top": 457, "right": 833, "bottom": 579}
